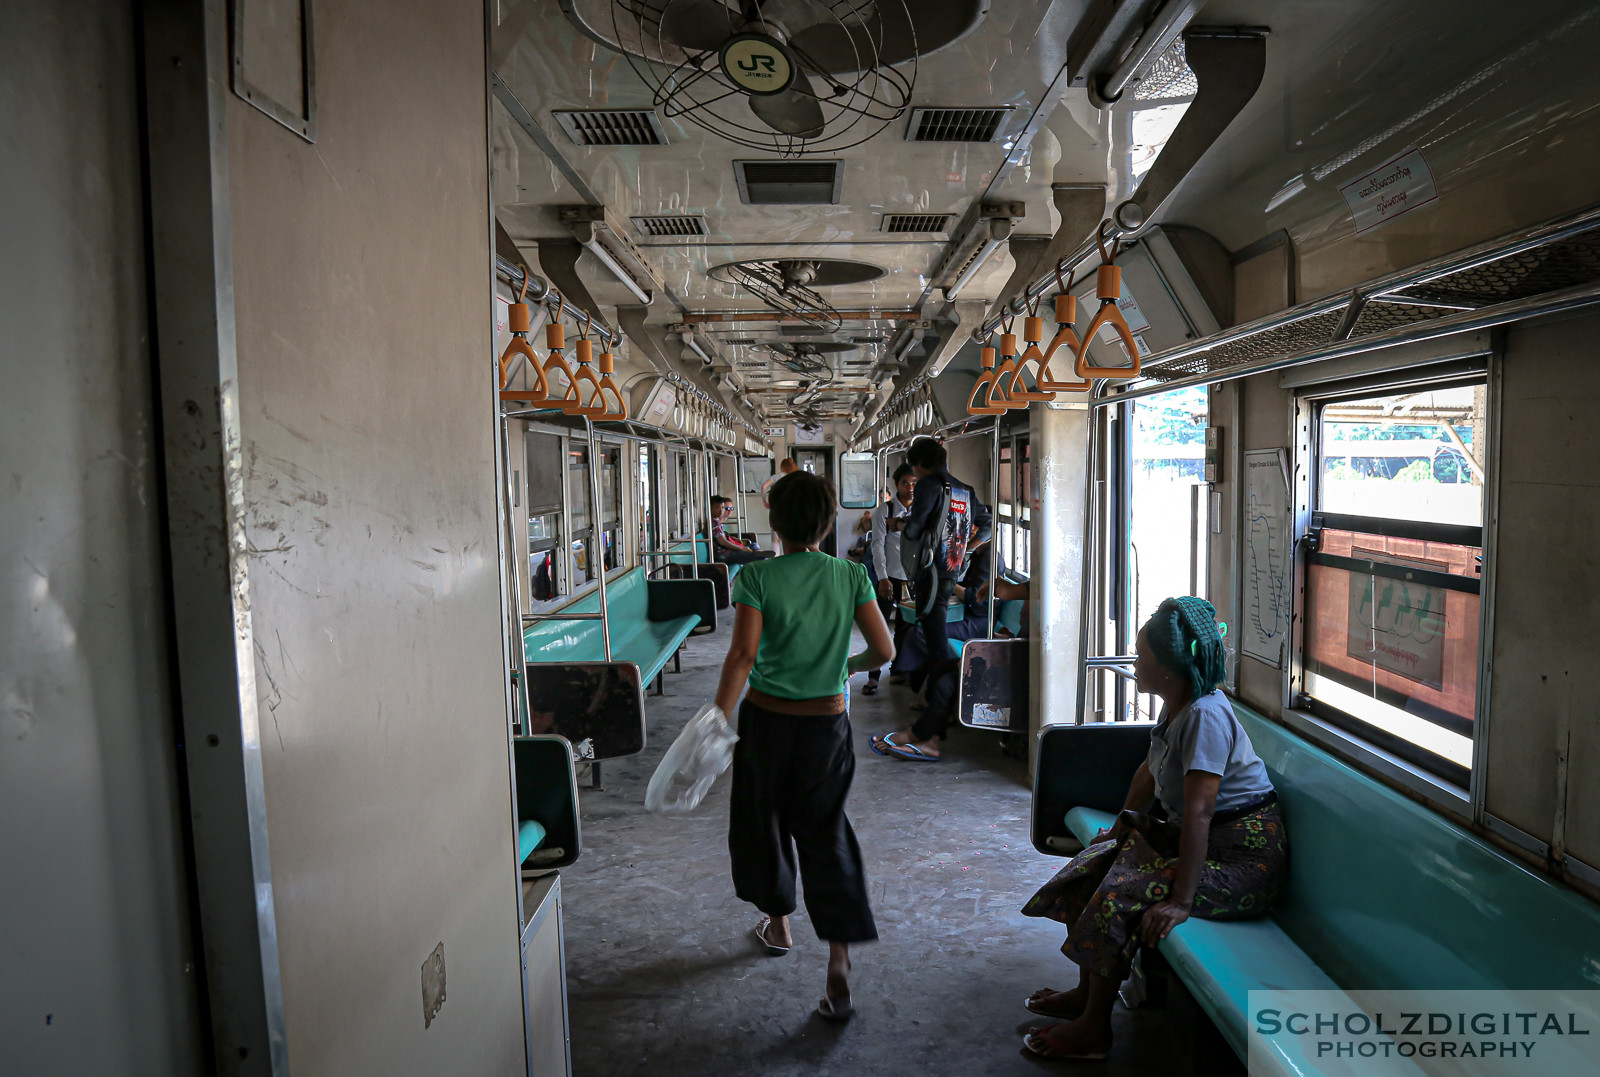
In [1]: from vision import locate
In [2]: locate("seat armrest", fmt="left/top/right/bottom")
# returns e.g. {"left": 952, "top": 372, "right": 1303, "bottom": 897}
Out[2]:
{"left": 1032, "top": 722, "right": 1154, "bottom": 855}
{"left": 647, "top": 577, "right": 717, "bottom": 633}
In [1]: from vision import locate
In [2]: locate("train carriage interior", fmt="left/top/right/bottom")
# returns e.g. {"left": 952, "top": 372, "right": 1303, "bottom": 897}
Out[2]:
{"left": 11, "top": 0, "right": 1600, "bottom": 1073}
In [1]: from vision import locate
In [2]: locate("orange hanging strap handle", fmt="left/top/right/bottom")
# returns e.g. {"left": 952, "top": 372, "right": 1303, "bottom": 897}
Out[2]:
{"left": 1075, "top": 224, "right": 1142, "bottom": 379}
{"left": 1002, "top": 297, "right": 1057, "bottom": 403}
{"left": 562, "top": 334, "right": 607, "bottom": 418}
{"left": 540, "top": 295, "right": 581, "bottom": 409}
{"left": 968, "top": 345, "right": 1007, "bottom": 415}
{"left": 498, "top": 266, "right": 550, "bottom": 401}
{"left": 596, "top": 349, "right": 627, "bottom": 420}
{"left": 987, "top": 320, "right": 1025, "bottom": 409}
{"left": 1037, "top": 261, "right": 1091, "bottom": 391}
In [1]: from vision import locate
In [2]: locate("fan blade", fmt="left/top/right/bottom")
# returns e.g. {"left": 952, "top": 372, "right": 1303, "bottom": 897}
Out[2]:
{"left": 657, "top": 0, "right": 738, "bottom": 53}
{"left": 749, "top": 70, "right": 825, "bottom": 137}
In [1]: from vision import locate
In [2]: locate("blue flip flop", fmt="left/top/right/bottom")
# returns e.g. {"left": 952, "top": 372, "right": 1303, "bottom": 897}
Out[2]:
{"left": 869, "top": 731, "right": 907, "bottom": 756}
{"left": 885, "top": 742, "right": 939, "bottom": 762}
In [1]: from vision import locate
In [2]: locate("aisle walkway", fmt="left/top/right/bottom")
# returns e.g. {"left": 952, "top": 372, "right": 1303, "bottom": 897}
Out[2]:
{"left": 559, "top": 616, "right": 1217, "bottom": 1076}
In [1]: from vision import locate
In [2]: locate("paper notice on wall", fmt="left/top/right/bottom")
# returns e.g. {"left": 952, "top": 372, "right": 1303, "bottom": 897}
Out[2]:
{"left": 1345, "top": 550, "right": 1448, "bottom": 687}
{"left": 1242, "top": 449, "right": 1291, "bottom": 668}
{"left": 1339, "top": 147, "right": 1439, "bottom": 234}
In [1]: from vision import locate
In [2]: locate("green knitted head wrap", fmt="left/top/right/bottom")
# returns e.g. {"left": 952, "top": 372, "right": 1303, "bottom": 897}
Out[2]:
{"left": 1141, "top": 596, "right": 1227, "bottom": 703}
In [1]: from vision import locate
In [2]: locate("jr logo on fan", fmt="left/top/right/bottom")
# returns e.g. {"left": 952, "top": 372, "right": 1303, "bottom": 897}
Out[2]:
{"left": 720, "top": 36, "right": 794, "bottom": 95}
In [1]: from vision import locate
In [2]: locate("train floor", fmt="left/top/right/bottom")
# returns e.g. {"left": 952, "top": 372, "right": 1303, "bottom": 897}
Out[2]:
{"left": 559, "top": 614, "right": 1237, "bottom": 1077}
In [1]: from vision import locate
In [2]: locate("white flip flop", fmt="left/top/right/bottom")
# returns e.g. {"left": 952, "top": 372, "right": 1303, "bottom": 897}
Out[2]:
{"left": 754, "top": 917, "right": 790, "bottom": 956}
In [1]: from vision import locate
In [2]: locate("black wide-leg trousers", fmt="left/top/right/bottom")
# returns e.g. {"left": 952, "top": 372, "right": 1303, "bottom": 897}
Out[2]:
{"left": 728, "top": 701, "right": 878, "bottom": 944}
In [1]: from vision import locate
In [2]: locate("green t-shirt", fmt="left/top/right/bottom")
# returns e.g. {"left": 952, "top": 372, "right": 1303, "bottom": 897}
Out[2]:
{"left": 731, "top": 551, "right": 876, "bottom": 700}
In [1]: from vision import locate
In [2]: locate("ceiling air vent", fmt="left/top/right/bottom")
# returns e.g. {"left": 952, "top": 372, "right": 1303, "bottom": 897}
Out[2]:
{"left": 631, "top": 214, "right": 709, "bottom": 238}
{"left": 552, "top": 109, "right": 667, "bottom": 147}
{"left": 882, "top": 213, "right": 954, "bottom": 234}
{"left": 734, "top": 160, "right": 842, "bottom": 205}
{"left": 905, "top": 106, "right": 1014, "bottom": 143}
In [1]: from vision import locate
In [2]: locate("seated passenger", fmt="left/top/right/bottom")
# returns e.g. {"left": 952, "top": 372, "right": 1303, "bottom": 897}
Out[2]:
{"left": 1017, "top": 597, "right": 1286, "bottom": 1061}
{"left": 714, "top": 471, "right": 895, "bottom": 1022}
{"left": 884, "top": 556, "right": 993, "bottom": 691}
{"left": 709, "top": 496, "right": 772, "bottom": 564}
{"left": 870, "top": 575, "right": 1027, "bottom": 761}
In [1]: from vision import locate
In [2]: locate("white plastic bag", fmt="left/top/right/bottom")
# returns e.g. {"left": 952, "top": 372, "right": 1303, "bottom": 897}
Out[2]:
{"left": 644, "top": 703, "right": 738, "bottom": 813}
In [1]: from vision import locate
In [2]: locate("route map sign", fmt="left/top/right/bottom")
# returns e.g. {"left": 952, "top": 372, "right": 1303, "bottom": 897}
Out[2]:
{"left": 1242, "top": 449, "right": 1291, "bottom": 668}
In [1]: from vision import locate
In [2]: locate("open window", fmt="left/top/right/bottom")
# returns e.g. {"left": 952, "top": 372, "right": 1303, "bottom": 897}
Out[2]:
{"left": 1300, "top": 380, "right": 1487, "bottom": 788}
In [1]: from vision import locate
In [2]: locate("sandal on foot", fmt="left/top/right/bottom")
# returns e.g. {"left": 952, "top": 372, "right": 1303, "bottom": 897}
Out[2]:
{"left": 753, "top": 917, "right": 790, "bottom": 956}
{"left": 1024, "top": 988, "right": 1085, "bottom": 1019}
{"left": 862, "top": 681, "right": 879, "bottom": 696}
{"left": 1023, "top": 1026, "right": 1111, "bottom": 1062}
{"left": 817, "top": 993, "right": 854, "bottom": 1022}
{"left": 869, "top": 731, "right": 909, "bottom": 756}
{"left": 885, "top": 742, "right": 939, "bottom": 762}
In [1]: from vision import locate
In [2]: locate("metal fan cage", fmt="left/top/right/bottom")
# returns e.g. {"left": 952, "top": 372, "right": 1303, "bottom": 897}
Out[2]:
{"left": 719, "top": 261, "right": 846, "bottom": 329}
{"left": 610, "top": 0, "right": 916, "bottom": 156}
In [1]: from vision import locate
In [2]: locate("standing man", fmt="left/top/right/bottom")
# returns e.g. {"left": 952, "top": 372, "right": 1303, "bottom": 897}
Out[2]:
{"left": 862, "top": 463, "right": 915, "bottom": 695}
{"left": 760, "top": 457, "right": 799, "bottom": 509}
{"left": 890, "top": 438, "right": 992, "bottom": 681}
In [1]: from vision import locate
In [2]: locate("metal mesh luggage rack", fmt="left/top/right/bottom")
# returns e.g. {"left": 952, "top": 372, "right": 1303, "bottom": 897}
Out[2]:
{"left": 1121, "top": 201, "right": 1600, "bottom": 398}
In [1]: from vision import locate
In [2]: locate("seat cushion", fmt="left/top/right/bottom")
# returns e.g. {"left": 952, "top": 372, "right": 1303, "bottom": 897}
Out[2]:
{"left": 1160, "top": 918, "right": 1343, "bottom": 1067}
{"left": 1064, "top": 806, "right": 1115, "bottom": 847}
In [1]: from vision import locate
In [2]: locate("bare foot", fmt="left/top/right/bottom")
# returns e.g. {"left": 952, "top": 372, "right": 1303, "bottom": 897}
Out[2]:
{"left": 824, "top": 943, "right": 851, "bottom": 1009}
{"left": 1026, "top": 985, "right": 1087, "bottom": 1019}
{"left": 871, "top": 729, "right": 913, "bottom": 749}
{"left": 1024, "top": 1018, "right": 1113, "bottom": 1060}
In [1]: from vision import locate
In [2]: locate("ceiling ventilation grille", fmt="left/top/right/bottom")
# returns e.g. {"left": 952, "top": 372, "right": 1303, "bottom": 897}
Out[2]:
{"left": 734, "top": 160, "right": 842, "bottom": 205}
{"left": 631, "top": 214, "right": 709, "bottom": 238}
{"left": 552, "top": 109, "right": 667, "bottom": 147}
{"left": 882, "top": 213, "right": 954, "bottom": 234}
{"left": 905, "top": 107, "right": 1013, "bottom": 143}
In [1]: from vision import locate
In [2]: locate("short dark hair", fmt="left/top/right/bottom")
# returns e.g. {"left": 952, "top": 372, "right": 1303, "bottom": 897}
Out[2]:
{"left": 906, "top": 437, "right": 947, "bottom": 471}
{"left": 892, "top": 462, "right": 915, "bottom": 484}
{"left": 768, "top": 471, "right": 835, "bottom": 546}
{"left": 710, "top": 495, "right": 730, "bottom": 512}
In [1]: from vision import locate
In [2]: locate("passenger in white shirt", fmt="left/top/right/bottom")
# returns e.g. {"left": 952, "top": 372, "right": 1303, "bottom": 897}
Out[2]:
{"left": 862, "top": 463, "right": 916, "bottom": 694}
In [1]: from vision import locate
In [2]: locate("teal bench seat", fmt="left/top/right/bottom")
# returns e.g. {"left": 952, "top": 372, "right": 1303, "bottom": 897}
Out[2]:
{"left": 523, "top": 565, "right": 714, "bottom": 689}
{"left": 663, "top": 537, "right": 736, "bottom": 608}
{"left": 1033, "top": 702, "right": 1600, "bottom": 1072}
{"left": 948, "top": 598, "right": 1024, "bottom": 657}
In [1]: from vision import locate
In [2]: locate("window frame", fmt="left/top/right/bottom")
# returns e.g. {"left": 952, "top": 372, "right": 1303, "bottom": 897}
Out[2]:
{"left": 1287, "top": 364, "right": 1496, "bottom": 814}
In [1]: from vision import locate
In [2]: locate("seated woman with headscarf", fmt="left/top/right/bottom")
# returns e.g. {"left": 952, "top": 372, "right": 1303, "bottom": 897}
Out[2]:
{"left": 1017, "top": 596, "right": 1287, "bottom": 1062}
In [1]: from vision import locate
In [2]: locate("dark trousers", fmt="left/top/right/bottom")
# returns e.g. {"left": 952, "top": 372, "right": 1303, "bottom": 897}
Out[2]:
{"left": 717, "top": 547, "right": 773, "bottom": 565}
{"left": 912, "top": 575, "right": 959, "bottom": 679}
{"left": 728, "top": 701, "right": 877, "bottom": 944}
{"left": 913, "top": 667, "right": 958, "bottom": 742}
{"left": 868, "top": 578, "right": 907, "bottom": 682}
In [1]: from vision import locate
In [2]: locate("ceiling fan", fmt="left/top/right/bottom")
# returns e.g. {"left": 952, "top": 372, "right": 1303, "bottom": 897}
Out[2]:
{"left": 716, "top": 259, "right": 845, "bottom": 329}
{"left": 559, "top": 0, "right": 989, "bottom": 153}
{"left": 765, "top": 339, "right": 850, "bottom": 377}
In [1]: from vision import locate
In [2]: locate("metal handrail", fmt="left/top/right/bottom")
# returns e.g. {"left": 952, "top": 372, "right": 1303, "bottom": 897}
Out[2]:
{"left": 522, "top": 613, "right": 604, "bottom": 622}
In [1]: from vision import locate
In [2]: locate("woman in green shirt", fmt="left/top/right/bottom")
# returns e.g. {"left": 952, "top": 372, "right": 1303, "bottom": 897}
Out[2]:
{"left": 714, "top": 471, "right": 896, "bottom": 1022}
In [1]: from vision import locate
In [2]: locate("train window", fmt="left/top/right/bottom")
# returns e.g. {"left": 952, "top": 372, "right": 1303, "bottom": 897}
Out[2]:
{"left": 1301, "top": 381, "right": 1487, "bottom": 787}
{"left": 525, "top": 431, "right": 566, "bottom": 604}
{"left": 1126, "top": 387, "right": 1209, "bottom": 719}
{"left": 568, "top": 444, "right": 595, "bottom": 586}
{"left": 599, "top": 443, "right": 622, "bottom": 571}
{"left": 637, "top": 444, "right": 655, "bottom": 558}
{"left": 995, "top": 436, "right": 1032, "bottom": 576}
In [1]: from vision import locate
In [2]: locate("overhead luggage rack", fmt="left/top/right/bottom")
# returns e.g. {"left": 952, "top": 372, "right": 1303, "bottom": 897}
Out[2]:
{"left": 1118, "top": 201, "right": 1600, "bottom": 398}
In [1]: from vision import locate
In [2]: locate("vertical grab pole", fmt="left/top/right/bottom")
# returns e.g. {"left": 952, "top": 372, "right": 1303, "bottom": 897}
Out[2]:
{"left": 703, "top": 447, "right": 715, "bottom": 566}
{"left": 988, "top": 418, "right": 1000, "bottom": 638}
{"left": 586, "top": 416, "right": 612, "bottom": 661}
{"left": 502, "top": 411, "right": 534, "bottom": 732}
{"left": 735, "top": 452, "right": 747, "bottom": 545}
